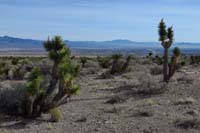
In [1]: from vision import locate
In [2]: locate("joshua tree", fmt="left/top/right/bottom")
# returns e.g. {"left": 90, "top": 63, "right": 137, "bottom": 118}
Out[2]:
{"left": 23, "top": 36, "right": 80, "bottom": 118}
{"left": 97, "top": 56, "right": 111, "bottom": 68}
{"left": 110, "top": 53, "right": 123, "bottom": 74}
{"left": 158, "top": 19, "right": 174, "bottom": 82}
{"left": 121, "top": 55, "right": 132, "bottom": 72}
{"left": 168, "top": 47, "right": 181, "bottom": 80}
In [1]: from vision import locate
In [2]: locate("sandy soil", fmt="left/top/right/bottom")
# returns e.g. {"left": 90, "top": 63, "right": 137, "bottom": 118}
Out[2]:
{"left": 0, "top": 58, "right": 200, "bottom": 133}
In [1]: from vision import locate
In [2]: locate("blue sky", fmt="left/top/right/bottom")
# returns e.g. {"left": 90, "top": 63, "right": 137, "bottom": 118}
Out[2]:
{"left": 0, "top": 0, "right": 200, "bottom": 42}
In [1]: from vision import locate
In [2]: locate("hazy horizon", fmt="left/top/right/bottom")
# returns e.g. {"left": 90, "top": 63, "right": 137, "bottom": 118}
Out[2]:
{"left": 1, "top": 0, "right": 200, "bottom": 42}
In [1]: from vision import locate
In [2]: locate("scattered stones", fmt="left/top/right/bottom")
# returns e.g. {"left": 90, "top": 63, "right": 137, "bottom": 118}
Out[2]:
{"left": 106, "top": 96, "right": 127, "bottom": 104}
{"left": 175, "top": 97, "right": 196, "bottom": 105}
{"left": 185, "top": 110, "right": 199, "bottom": 116}
{"left": 175, "top": 118, "right": 200, "bottom": 129}
{"left": 132, "top": 109, "right": 154, "bottom": 117}
{"left": 75, "top": 117, "right": 87, "bottom": 123}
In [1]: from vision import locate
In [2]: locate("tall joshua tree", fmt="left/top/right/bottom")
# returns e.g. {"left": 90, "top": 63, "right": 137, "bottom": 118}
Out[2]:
{"left": 158, "top": 19, "right": 174, "bottom": 82}
{"left": 23, "top": 36, "right": 80, "bottom": 118}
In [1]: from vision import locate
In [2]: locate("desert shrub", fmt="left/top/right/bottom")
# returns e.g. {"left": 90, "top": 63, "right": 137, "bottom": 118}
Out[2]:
{"left": 136, "top": 76, "right": 166, "bottom": 96}
{"left": 148, "top": 52, "right": 153, "bottom": 57}
{"left": 11, "top": 58, "right": 19, "bottom": 65}
{"left": 80, "top": 57, "right": 87, "bottom": 67}
{"left": 153, "top": 55, "right": 163, "bottom": 65}
{"left": 180, "top": 61, "right": 186, "bottom": 66}
{"left": 49, "top": 107, "right": 62, "bottom": 122}
{"left": 13, "top": 68, "right": 26, "bottom": 80}
{"left": 0, "top": 62, "right": 9, "bottom": 80}
{"left": 97, "top": 56, "right": 111, "bottom": 68}
{"left": 0, "top": 82, "right": 26, "bottom": 115}
{"left": 150, "top": 66, "right": 163, "bottom": 75}
{"left": 190, "top": 55, "right": 200, "bottom": 64}
{"left": 146, "top": 52, "right": 153, "bottom": 58}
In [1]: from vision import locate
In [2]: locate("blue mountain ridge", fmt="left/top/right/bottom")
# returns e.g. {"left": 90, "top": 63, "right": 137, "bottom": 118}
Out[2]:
{"left": 0, "top": 36, "right": 199, "bottom": 49}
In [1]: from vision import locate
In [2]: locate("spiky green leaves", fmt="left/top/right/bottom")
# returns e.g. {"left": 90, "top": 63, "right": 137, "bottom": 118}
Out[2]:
{"left": 158, "top": 19, "right": 167, "bottom": 42}
{"left": 158, "top": 19, "right": 174, "bottom": 49}
{"left": 167, "top": 27, "right": 174, "bottom": 43}
{"left": 112, "top": 53, "right": 123, "bottom": 60}
{"left": 56, "top": 46, "right": 80, "bottom": 96}
{"left": 26, "top": 68, "right": 44, "bottom": 96}
{"left": 70, "top": 84, "right": 80, "bottom": 95}
{"left": 44, "top": 36, "right": 65, "bottom": 51}
{"left": 44, "top": 36, "right": 70, "bottom": 62}
{"left": 59, "top": 59, "right": 80, "bottom": 80}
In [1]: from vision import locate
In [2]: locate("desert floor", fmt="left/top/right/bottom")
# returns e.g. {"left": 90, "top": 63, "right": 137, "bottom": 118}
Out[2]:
{"left": 0, "top": 57, "right": 200, "bottom": 133}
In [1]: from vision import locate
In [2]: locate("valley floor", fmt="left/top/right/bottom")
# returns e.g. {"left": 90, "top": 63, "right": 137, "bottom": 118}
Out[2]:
{"left": 0, "top": 58, "right": 200, "bottom": 133}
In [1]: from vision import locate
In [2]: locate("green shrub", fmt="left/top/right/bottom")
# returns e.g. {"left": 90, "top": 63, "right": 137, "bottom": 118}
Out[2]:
{"left": 11, "top": 58, "right": 19, "bottom": 65}
{"left": 97, "top": 56, "right": 111, "bottom": 68}
{"left": 49, "top": 107, "right": 62, "bottom": 122}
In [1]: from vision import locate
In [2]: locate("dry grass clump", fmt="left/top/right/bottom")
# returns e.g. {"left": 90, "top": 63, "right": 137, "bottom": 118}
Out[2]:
{"left": 175, "top": 97, "right": 196, "bottom": 105}
{"left": 136, "top": 78, "right": 167, "bottom": 96}
{"left": 49, "top": 107, "right": 62, "bottom": 122}
{"left": 177, "top": 77, "right": 194, "bottom": 84}
{"left": 150, "top": 66, "right": 163, "bottom": 75}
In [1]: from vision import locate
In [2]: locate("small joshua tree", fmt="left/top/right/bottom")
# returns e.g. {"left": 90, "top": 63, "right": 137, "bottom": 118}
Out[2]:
{"left": 168, "top": 47, "right": 181, "bottom": 80}
{"left": 23, "top": 36, "right": 80, "bottom": 118}
{"left": 110, "top": 53, "right": 123, "bottom": 74}
{"left": 121, "top": 55, "right": 132, "bottom": 72}
{"left": 158, "top": 19, "right": 174, "bottom": 82}
{"left": 97, "top": 56, "right": 111, "bottom": 68}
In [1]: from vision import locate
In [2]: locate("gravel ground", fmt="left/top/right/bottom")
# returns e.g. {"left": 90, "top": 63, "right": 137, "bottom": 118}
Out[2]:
{"left": 0, "top": 58, "right": 200, "bottom": 133}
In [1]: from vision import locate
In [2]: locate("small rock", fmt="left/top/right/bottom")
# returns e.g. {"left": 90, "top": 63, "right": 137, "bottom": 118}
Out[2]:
{"left": 185, "top": 110, "right": 199, "bottom": 116}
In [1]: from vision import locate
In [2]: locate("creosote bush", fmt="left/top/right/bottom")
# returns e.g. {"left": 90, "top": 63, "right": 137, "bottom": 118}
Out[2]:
{"left": 21, "top": 36, "right": 80, "bottom": 118}
{"left": 80, "top": 57, "right": 87, "bottom": 67}
{"left": 97, "top": 56, "right": 111, "bottom": 68}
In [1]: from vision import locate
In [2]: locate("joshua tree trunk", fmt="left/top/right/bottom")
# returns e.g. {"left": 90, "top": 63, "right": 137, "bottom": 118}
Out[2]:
{"left": 110, "top": 59, "right": 118, "bottom": 74}
{"left": 46, "top": 62, "right": 59, "bottom": 96}
{"left": 163, "top": 48, "right": 169, "bottom": 82}
{"left": 168, "top": 56, "right": 177, "bottom": 80}
{"left": 121, "top": 57, "right": 131, "bottom": 72}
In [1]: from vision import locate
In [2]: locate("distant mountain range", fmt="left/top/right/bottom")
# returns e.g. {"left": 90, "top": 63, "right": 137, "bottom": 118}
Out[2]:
{"left": 0, "top": 36, "right": 199, "bottom": 55}
{"left": 0, "top": 36, "right": 200, "bottom": 49}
